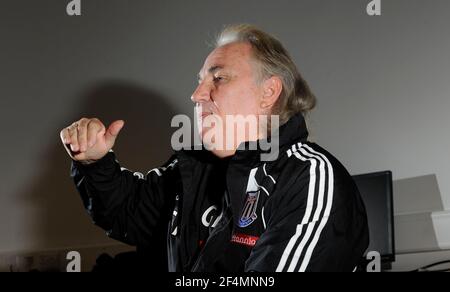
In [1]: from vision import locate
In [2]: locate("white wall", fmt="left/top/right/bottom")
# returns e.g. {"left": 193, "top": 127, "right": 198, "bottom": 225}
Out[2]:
{"left": 1, "top": 0, "right": 449, "bottom": 262}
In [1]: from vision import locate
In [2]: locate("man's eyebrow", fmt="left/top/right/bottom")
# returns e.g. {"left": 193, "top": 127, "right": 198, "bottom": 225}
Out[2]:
{"left": 208, "top": 65, "right": 223, "bottom": 74}
{"left": 197, "top": 65, "right": 224, "bottom": 81}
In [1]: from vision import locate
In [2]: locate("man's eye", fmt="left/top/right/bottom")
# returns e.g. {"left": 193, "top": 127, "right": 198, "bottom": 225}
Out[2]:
{"left": 213, "top": 76, "right": 224, "bottom": 82}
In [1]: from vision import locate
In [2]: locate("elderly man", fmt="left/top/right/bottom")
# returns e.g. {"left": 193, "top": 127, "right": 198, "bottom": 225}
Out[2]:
{"left": 60, "top": 24, "right": 369, "bottom": 272}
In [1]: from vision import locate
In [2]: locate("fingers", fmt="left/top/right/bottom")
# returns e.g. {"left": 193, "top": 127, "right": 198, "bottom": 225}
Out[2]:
{"left": 61, "top": 118, "right": 92, "bottom": 154}
{"left": 68, "top": 122, "right": 80, "bottom": 152}
{"left": 60, "top": 127, "right": 75, "bottom": 158}
{"left": 77, "top": 118, "right": 90, "bottom": 152}
{"left": 60, "top": 127, "right": 70, "bottom": 145}
{"left": 87, "top": 118, "right": 103, "bottom": 148}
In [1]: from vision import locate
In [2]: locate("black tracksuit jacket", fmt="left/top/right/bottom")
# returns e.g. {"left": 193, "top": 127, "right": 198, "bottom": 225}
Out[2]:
{"left": 71, "top": 113, "right": 369, "bottom": 272}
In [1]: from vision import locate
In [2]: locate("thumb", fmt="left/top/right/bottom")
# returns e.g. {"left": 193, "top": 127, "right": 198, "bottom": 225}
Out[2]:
{"left": 105, "top": 120, "right": 125, "bottom": 146}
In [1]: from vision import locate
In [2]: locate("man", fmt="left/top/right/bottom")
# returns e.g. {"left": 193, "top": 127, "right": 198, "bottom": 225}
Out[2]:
{"left": 60, "top": 24, "right": 369, "bottom": 272}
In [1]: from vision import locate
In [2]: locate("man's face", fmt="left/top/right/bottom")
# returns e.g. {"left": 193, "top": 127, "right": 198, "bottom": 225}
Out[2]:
{"left": 192, "top": 42, "right": 265, "bottom": 156}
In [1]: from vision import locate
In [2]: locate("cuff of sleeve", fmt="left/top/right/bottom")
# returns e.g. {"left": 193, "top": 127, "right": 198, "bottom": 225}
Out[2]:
{"left": 72, "top": 151, "right": 117, "bottom": 174}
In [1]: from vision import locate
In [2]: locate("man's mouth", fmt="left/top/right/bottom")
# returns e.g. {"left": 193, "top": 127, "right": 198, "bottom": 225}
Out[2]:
{"left": 200, "top": 112, "right": 213, "bottom": 119}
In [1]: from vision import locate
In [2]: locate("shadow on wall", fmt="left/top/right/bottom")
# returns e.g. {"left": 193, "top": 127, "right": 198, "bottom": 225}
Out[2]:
{"left": 17, "top": 81, "right": 179, "bottom": 252}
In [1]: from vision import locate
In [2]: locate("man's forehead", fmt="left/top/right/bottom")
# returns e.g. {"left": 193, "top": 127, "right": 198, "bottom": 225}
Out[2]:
{"left": 198, "top": 43, "right": 253, "bottom": 77}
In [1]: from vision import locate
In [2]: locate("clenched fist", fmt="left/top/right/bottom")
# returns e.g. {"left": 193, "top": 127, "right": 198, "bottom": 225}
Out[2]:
{"left": 60, "top": 118, "right": 124, "bottom": 163}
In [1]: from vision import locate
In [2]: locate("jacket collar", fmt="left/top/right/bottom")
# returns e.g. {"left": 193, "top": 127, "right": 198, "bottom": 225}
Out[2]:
{"left": 231, "top": 112, "right": 309, "bottom": 164}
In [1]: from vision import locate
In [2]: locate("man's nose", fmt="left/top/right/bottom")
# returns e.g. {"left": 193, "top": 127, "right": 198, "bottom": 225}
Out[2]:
{"left": 191, "top": 81, "right": 211, "bottom": 103}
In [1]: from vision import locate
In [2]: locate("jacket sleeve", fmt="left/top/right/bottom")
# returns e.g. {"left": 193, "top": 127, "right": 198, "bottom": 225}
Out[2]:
{"left": 71, "top": 151, "right": 180, "bottom": 247}
{"left": 244, "top": 157, "right": 369, "bottom": 272}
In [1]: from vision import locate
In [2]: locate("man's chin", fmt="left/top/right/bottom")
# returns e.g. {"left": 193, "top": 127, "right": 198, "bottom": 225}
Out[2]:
{"left": 199, "top": 127, "right": 224, "bottom": 148}
{"left": 199, "top": 127, "right": 210, "bottom": 141}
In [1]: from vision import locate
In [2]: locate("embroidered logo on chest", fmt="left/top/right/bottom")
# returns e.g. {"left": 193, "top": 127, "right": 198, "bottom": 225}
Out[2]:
{"left": 238, "top": 190, "right": 260, "bottom": 228}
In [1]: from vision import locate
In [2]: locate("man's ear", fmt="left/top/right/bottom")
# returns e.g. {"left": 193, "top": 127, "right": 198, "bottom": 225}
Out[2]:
{"left": 261, "top": 76, "right": 283, "bottom": 110}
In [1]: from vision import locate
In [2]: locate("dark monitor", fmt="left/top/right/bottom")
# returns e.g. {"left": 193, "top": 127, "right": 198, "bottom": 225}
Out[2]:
{"left": 352, "top": 171, "right": 395, "bottom": 269}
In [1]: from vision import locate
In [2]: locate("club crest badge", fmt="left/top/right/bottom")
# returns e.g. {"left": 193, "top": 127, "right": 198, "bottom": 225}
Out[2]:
{"left": 238, "top": 190, "right": 260, "bottom": 228}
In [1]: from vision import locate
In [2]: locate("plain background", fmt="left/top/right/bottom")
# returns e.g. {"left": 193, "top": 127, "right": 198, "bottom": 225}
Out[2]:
{"left": 1, "top": 0, "right": 449, "bottom": 259}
